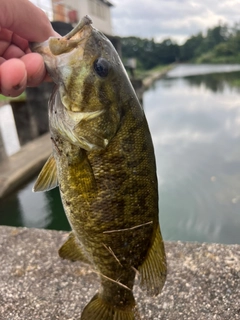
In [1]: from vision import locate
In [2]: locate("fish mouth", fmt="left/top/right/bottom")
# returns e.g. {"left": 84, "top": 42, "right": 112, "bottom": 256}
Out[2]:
{"left": 30, "top": 16, "right": 93, "bottom": 80}
{"left": 31, "top": 15, "right": 92, "bottom": 55}
{"left": 64, "top": 15, "right": 92, "bottom": 41}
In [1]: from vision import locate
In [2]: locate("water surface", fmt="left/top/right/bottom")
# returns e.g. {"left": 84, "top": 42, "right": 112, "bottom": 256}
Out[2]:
{"left": 144, "top": 64, "right": 240, "bottom": 244}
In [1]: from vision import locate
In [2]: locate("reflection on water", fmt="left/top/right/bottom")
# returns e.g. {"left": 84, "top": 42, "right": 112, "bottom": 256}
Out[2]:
{"left": 167, "top": 63, "right": 240, "bottom": 78}
{"left": 1, "top": 64, "right": 240, "bottom": 244}
{"left": 0, "top": 178, "right": 70, "bottom": 231}
{"left": 144, "top": 65, "right": 240, "bottom": 244}
{"left": 18, "top": 181, "right": 51, "bottom": 228}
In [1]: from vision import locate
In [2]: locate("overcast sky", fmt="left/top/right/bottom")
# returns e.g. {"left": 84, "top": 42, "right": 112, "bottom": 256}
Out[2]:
{"left": 111, "top": 0, "right": 240, "bottom": 44}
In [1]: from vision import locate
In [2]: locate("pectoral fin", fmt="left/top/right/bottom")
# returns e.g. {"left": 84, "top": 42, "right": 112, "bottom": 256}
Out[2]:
{"left": 138, "top": 225, "right": 167, "bottom": 296}
{"left": 59, "top": 232, "right": 90, "bottom": 264}
{"left": 33, "top": 154, "right": 58, "bottom": 192}
{"left": 68, "top": 149, "right": 97, "bottom": 198}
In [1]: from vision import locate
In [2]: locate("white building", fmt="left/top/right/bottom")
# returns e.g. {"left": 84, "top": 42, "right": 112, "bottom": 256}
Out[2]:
{"left": 31, "top": 0, "right": 114, "bottom": 36}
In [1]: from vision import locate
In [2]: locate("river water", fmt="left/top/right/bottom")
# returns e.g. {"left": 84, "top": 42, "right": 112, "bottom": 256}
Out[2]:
{"left": 1, "top": 64, "right": 240, "bottom": 244}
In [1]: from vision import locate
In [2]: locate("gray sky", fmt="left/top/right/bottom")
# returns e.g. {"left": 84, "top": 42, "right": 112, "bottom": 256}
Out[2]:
{"left": 111, "top": 0, "right": 240, "bottom": 44}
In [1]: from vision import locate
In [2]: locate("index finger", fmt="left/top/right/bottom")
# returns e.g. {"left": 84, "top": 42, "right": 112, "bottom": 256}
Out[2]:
{"left": 0, "top": 30, "right": 29, "bottom": 56}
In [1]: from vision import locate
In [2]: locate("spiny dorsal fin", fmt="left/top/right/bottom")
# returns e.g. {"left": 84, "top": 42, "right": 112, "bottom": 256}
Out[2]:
{"left": 33, "top": 154, "right": 58, "bottom": 192}
{"left": 138, "top": 225, "right": 167, "bottom": 296}
{"left": 59, "top": 232, "right": 90, "bottom": 264}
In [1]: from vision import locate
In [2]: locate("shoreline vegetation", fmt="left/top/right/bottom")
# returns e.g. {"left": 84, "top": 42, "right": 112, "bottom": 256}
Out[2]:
{"left": 121, "top": 22, "right": 240, "bottom": 68}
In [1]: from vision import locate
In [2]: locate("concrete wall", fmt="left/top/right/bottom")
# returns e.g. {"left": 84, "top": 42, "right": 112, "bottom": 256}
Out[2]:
{"left": 53, "top": 0, "right": 113, "bottom": 35}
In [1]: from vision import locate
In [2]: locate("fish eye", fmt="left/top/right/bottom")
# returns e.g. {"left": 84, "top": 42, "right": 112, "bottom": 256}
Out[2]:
{"left": 93, "top": 58, "right": 109, "bottom": 77}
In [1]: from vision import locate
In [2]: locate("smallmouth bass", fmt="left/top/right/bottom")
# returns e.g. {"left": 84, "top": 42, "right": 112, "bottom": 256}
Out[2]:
{"left": 32, "top": 16, "right": 167, "bottom": 320}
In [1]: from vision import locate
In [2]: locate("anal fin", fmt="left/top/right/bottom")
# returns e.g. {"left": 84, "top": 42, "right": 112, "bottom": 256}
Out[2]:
{"left": 33, "top": 154, "right": 58, "bottom": 192}
{"left": 59, "top": 232, "right": 89, "bottom": 264}
{"left": 138, "top": 225, "right": 167, "bottom": 296}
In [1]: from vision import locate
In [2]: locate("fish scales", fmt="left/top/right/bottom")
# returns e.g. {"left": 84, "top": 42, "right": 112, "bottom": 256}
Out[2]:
{"left": 32, "top": 16, "right": 167, "bottom": 320}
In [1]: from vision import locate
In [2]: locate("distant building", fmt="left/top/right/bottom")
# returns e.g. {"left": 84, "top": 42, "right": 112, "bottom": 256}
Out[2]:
{"left": 31, "top": 0, "right": 114, "bottom": 36}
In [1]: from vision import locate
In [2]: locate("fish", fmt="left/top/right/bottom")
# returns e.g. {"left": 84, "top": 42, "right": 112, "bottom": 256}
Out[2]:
{"left": 32, "top": 16, "right": 167, "bottom": 320}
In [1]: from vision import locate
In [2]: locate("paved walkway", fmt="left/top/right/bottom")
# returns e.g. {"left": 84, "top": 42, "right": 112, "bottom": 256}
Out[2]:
{"left": 0, "top": 226, "right": 239, "bottom": 319}
{"left": 0, "top": 133, "right": 51, "bottom": 198}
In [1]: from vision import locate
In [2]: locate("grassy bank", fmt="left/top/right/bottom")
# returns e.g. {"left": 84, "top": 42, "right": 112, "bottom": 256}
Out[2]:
{"left": 133, "top": 64, "right": 171, "bottom": 79}
{"left": 196, "top": 55, "right": 240, "bottom": 64}
{"left": 128, "top": 64, "right": 173, "bottom": 80}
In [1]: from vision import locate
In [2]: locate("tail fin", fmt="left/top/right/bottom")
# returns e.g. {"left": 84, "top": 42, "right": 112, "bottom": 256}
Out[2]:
{"left": 81, "top": 293, "right": 141, "bottom": 320}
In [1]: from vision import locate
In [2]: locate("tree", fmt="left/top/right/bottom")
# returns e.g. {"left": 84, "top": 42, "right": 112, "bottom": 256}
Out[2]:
{"left": 180, "top": 33, "right": 204, "bottom": 61}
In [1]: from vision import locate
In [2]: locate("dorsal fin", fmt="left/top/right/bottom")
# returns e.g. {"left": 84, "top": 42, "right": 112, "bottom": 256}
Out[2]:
{"left": 33, "top": 154, "right": 58, "bottom": 192}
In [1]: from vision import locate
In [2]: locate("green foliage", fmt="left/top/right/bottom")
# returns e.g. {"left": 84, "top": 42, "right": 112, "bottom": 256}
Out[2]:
{"left": 120, "top": 22, "right": 240, "bottom": 69}
{"left": 121, "top": 36, "right": 179, "bottom": 70}
{"left": 180, "top": 24, "right": 229, "bottom": 61}
{"left": 180, "top": 33, "right": 204, "bottom": 61}
{"left": 196, "top": 26, "right": 240, "bottom": 63}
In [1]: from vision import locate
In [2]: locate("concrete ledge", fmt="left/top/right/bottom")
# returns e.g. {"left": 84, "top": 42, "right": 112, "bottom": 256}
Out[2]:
{"left": 142, "top": 64, "right": 175, "bottom": 89}
{"left": 0, "top": 226, "right": 239, "bottom": 319}
{"left": 0, "top": 133, "right": 51, "bottom": 198}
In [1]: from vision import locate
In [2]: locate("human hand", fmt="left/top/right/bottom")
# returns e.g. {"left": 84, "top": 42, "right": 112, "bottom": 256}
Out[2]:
{"left": 0, "top": 0, "right": 58, "bottom": 97}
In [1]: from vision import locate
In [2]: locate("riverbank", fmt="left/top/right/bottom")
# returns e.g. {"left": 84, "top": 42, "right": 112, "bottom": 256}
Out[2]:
{"left": 130, "top": 64, "right": 175, "bottom": 104}
{"left": 0, "top": 133, "right": 51, "bottom": 198}
{"left": 142, "top": 64, "right": 175, "bottom": 89}
{"left": 0, "top": 225, "right": 239, "bottom": 319}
